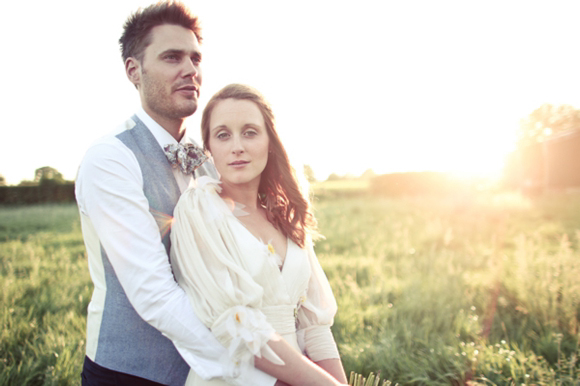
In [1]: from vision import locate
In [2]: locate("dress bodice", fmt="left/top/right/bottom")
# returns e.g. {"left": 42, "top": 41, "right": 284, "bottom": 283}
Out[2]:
{"left": 228, "top": 219, "right": 310, "bottom": 335}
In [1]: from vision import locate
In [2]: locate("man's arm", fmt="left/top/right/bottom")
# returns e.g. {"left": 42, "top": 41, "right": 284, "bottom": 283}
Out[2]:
{"left": 76, "top": 139, "right": 275, "bottom": 385}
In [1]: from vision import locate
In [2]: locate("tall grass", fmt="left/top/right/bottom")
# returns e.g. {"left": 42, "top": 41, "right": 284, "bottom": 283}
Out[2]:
{"left": 1, "top": 192, "right": 579, "bottom": 385}
{"left": 314, "top": 191, "right": 580, "bottom": 384}
{"left": 0, "top": 204, "right": 90, "bottom": 385}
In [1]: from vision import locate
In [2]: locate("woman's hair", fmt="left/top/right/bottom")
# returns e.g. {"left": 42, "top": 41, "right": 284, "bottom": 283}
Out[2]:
{"left": 201, "top": 84, "right": 317, "bottom": 248}
{"left": 119, "top": 1, "right": 202, "bottom": 63}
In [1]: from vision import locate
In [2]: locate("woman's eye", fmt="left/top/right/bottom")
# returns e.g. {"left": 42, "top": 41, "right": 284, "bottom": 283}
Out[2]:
{"left": 216, "top": 132, "right": 230, "bottom": 140}
{"left": 244, "top": 130, "right": 258, "bottom": 137}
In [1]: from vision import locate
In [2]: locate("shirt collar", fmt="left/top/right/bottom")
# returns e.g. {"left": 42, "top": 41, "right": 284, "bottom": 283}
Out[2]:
{"left": 135, "top": 106, "right": 191, "bottom": 147}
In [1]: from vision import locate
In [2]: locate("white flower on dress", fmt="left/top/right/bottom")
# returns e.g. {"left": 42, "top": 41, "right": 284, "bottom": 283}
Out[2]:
{"left": 224, "top": 306, "right": 270, "bottom": 356}
{"left": 263, "top": 240, "right": 283, "bottom": 268}
{"left": 217, "top": 305, "right": 279, "bottom": 379}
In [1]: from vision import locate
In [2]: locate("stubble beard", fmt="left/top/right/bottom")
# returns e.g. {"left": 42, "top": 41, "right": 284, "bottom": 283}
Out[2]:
{"left": 141, "top": 71, "right": 198, "bottom": 120}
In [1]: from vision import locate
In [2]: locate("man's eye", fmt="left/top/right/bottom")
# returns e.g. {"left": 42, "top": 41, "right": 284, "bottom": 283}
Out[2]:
{"left": 165, "top": 54, "right": 179, "bottom": 61}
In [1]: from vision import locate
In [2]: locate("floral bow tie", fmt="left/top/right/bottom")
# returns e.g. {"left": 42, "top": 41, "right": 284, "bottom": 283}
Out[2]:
{"left": 163, "top": 143, "right": 208, "bottom": 175}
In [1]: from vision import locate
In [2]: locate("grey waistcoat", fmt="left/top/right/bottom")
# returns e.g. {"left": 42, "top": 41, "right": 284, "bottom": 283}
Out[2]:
{"left": 94, "top": 115, "right": 214, "bottom": 385}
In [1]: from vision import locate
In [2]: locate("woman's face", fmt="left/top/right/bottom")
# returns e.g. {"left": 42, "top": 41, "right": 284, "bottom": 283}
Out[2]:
{"left": 207, "top": 98, "right": 270, "bottom": 189}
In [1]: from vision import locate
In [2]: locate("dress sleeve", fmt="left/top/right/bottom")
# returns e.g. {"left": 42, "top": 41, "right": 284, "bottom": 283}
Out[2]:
{"left": 170, "top": 177, "right": 283, "bottom": 379}
{"left": 295, "top": 239, "right": 341, "bottom": 362}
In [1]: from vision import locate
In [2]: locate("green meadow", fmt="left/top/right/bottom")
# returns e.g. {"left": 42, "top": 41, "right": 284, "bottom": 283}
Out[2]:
{"left": 1, "top": 187, "right": 579, "bottom": 385}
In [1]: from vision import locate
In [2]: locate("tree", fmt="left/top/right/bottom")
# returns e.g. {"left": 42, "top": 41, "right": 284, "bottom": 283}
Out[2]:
{"left": 360, "top": 169, "right": 376, "bottom": 179}
{"left": 34, "top": 166, "right": 65, "bottom": 185}
{"left": 18, "top": 180, "right": 37, "bottom": 186}
{"left": 0, "top": 174, "right": 5, "bottom": 187}
{"left": 303, "top": 164, "right": 316, "bottom": 183}
{"left": 326, "top": 173, "right": 342, "bottom": 181}
{"left": 518, "top": 104, "right": 580, "bottom": 148}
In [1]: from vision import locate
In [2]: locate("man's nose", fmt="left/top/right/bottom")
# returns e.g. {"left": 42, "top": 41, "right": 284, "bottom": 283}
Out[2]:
{"left": 182, "top": 58, "right": 199, "bottom": 78}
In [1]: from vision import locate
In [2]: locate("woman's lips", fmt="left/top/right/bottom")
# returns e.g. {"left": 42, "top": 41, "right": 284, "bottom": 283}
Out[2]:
{"left": 229, "top": 160, "right": 249, "bottom": 168}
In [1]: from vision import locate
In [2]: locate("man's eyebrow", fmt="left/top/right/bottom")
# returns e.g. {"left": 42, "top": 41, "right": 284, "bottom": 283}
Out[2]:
{"left": 159, "top": 49, "right": 184, "bottom": 56}
{"left": 159, "top": 49, "right": 202, "bottom": 60}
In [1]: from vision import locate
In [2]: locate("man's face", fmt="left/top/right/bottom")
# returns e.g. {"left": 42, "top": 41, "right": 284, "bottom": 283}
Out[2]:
{"left": 130, "top": 24, "right": 202, "bottom": 124}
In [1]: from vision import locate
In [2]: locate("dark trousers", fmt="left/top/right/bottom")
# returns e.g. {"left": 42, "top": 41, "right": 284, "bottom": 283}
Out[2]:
{"left": 81, "top": 356, "right": 166, "bottom": 386}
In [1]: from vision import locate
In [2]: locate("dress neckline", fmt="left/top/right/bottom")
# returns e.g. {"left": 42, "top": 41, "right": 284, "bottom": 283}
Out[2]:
{"left": 228, "top": 214, "right": 290, "bottom": 271}
{"left": 211, "top": 191, "right": 290, "bottom": 272}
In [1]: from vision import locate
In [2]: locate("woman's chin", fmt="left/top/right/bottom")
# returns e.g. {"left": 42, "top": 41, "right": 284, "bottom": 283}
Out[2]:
{"left": 220, "top": 176, "right": 261, "bottom": 190}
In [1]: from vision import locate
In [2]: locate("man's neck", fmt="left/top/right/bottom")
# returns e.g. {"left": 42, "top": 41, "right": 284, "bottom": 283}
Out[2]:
{"left": 157, "top": 116, "right": 186, "bottom": 142}
{"left": 143, "top": 106, "right": 186, "bottom": 142}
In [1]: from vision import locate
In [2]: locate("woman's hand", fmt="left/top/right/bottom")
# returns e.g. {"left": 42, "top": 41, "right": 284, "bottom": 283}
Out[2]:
{"left": 275, "top": 380, "right": 347, "bottom": 386}
{"left": 255, "top": 336, "right": 347, "bottom": 386}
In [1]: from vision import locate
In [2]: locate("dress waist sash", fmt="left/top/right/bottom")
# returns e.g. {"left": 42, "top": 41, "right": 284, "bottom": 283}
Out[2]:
{"left": 262, "top": 305, "right": 296, "bottom": 335}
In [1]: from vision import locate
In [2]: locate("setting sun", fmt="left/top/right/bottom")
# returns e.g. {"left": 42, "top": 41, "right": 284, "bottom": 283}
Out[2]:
{"left": 2, "top": 0, "right": 580, "bottom": 185}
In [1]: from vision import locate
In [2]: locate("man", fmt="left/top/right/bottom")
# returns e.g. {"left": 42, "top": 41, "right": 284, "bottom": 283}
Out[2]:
{"left": 75, "top": 2, "right": 276, "bottom": 385}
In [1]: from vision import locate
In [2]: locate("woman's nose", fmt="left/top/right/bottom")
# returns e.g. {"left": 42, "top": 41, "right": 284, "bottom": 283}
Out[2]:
{"left": 231, "top": 136, "right": 244, "bottom": 154}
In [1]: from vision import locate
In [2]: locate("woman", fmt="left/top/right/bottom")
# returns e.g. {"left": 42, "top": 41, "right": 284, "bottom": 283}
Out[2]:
{"left": 170, "top": 84, "right": 348, "bottom": 386}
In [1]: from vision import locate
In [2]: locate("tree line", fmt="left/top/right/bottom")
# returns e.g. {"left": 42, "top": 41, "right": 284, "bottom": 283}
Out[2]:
{"left": 2, "top": 102, "right": 579, "bottom": 199}
{"left": 0, "top": 167, "right": 75, "bottom": 204}
{"left": 506, "top": 103, "right": 580, "bottom": 193}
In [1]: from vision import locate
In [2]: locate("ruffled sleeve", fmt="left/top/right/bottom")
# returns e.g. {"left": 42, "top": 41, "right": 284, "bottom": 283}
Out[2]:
{"left": 169, "top": 177, "right": 283, "bottom": 378}
{"left": 295, "top": 238, "right": 341, "bottom": 362}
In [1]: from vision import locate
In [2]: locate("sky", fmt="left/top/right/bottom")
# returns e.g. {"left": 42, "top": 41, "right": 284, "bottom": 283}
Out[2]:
{"left": 2, "top": 0, "right": 580, "bottom": 185}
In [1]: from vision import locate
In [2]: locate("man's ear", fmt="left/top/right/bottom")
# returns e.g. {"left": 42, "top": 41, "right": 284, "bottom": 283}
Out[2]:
{"left": 125, "top": 57, "right": 141, "bottom": 88}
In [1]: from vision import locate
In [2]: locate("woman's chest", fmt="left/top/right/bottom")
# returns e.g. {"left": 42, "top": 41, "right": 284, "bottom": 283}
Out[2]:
{"left": 229, "top": 221, "right": 311, "bottom": 301}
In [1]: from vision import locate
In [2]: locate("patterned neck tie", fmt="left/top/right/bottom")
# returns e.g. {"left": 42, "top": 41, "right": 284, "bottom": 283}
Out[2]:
{"left": 163, "top": 143, "right": 208, "bottom": 175}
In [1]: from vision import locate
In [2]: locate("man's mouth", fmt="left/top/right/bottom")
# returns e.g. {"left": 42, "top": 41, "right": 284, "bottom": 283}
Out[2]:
{"left": 176, "top": 84, "right": 199, "bottom": 98}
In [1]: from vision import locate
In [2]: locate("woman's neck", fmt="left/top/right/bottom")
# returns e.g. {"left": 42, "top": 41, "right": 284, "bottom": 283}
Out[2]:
{"left": 219, "top": 181, "right": 261, "bottom": 211}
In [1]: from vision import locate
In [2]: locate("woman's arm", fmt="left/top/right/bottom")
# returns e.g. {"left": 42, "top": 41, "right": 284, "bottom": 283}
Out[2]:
{"left": 316, "top": 358, "right": 348, "bottom": 384}
{"left": 255, "top": 336, "right": 347, "bottom": 386}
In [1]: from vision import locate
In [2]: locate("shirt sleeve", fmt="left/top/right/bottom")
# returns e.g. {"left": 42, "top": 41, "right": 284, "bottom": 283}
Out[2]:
{"left": 170, "top": 177, "right": 286, "bottom": 381}
{"left": 75, "top": 140, "right": 275, "bottom": 385}
{"left": 295, "top": 239, "right": 341, "bottom": 362}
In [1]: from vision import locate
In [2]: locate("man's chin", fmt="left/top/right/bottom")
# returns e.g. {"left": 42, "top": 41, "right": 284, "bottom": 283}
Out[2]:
{"left": 176, "top": 101, "right": 198, "bottom": 117}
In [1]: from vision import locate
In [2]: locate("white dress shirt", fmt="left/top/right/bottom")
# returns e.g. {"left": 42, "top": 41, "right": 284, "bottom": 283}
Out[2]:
{"left": 75, "top": 108, "right": 274, "bottom": 385}
{"left": 134, "top": 108, "right": 195, "bottom": 193}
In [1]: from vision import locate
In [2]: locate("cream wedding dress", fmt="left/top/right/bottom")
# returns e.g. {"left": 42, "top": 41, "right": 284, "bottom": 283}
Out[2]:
{"left": 170, "top": 177, "right": 340, "bottom": 385}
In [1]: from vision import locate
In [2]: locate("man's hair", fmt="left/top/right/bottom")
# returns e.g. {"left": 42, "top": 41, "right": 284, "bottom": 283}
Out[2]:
{"left": 119, "top": 1, "right": 202, "bottom": 63}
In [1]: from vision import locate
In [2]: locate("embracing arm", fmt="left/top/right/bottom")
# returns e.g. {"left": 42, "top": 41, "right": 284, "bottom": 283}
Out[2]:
{"left": 76, "top": 141, "right": 274, "bottom": 385}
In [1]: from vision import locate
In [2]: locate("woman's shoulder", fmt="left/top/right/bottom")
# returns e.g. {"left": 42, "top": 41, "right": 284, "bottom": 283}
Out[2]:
{"left": 175, "top": 176, "right": 233, "bottom": 222}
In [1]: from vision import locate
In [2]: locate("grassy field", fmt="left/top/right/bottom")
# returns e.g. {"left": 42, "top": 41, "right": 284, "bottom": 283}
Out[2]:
{"left": 1, "top": 188, "right": 579, "bottom": 385}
